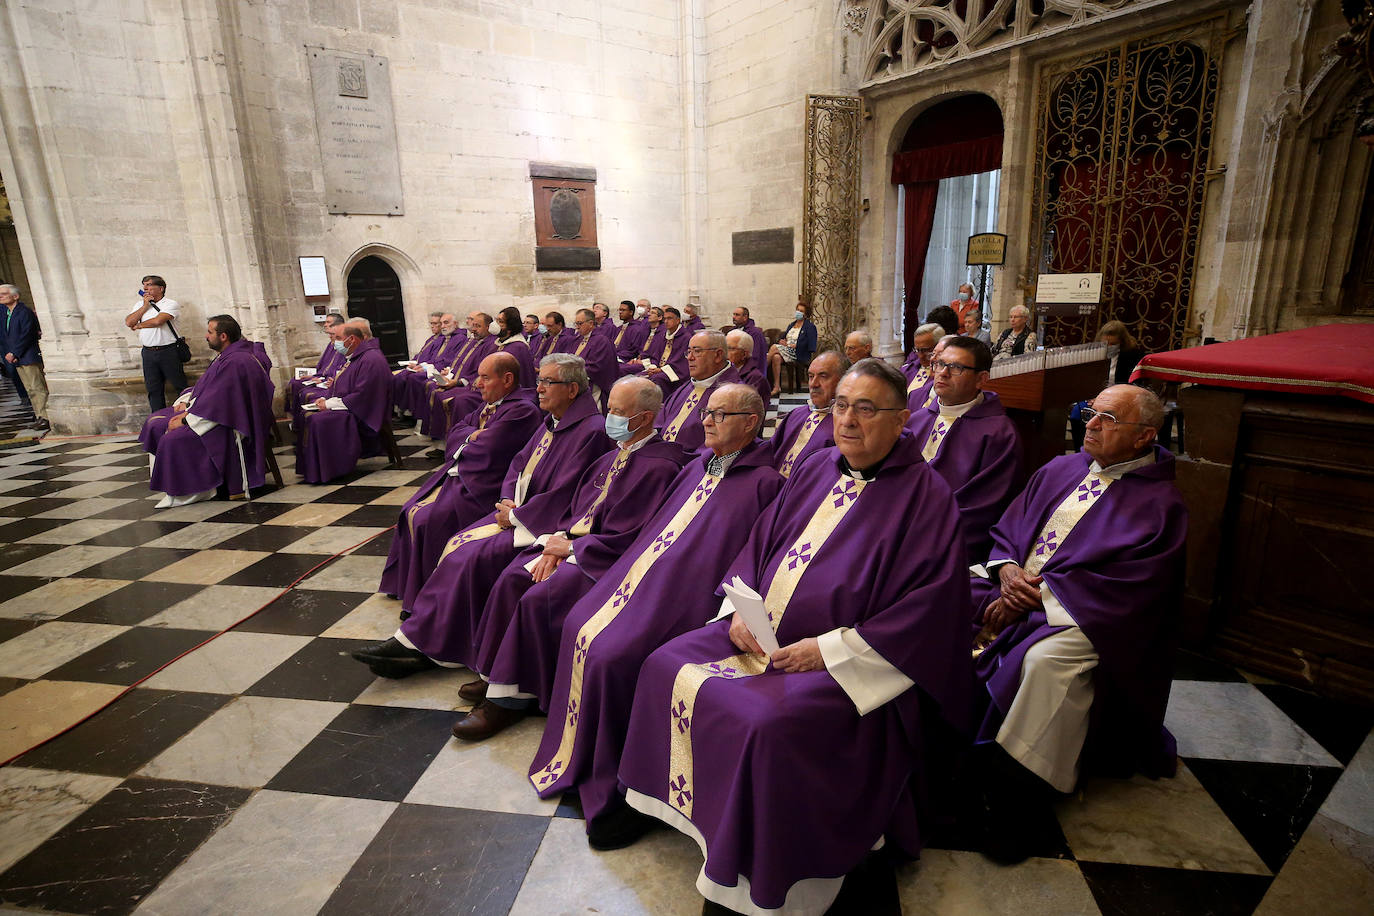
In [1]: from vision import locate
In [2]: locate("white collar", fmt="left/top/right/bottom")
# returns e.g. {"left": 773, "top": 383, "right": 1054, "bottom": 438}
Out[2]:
{"left": 1090, "top": 450, "right": 1156, "bottom": 479}
{"left": 808, "top": 400, "right": 832, "bottom": 415}
{"left": 935, "top": 391, "right": 983, "bottom": 418}
{"left": 620, "top": 430, "right": 657, "bottom": 453}
{"left": 692, "top": 364, "right": 729, "bottom": 389}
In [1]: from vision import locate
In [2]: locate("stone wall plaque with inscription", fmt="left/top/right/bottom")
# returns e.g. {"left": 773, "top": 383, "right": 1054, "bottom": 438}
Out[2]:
{"left": 308, "top": 48, "right": 404, "bottom": 215}
{"left": 732, "top": 228, "right": 794, "bottom": 265}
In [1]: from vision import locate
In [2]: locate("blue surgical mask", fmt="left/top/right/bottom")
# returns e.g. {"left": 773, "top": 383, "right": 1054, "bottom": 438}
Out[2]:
{"left": 958, "top": 291, "right": 970, "bottom": 302}
{"left": 604, "top": 413, "right": 641, "bottom": 442}
{"left": 793, "top": 311, "right": 805, "bottom": 321}
{"left": 333, "top": 340, "right": 347, "bottom": 355}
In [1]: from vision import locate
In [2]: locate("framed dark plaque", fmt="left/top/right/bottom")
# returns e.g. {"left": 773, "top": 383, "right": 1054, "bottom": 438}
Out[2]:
{"left": 531, "top": 163, "right": 600, "bottom": 271}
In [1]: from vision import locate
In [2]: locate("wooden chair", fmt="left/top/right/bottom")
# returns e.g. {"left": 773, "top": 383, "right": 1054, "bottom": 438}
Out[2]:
{"left": 780, "top": 358, "right": 810, "bottom": 394}
{"left": 263, "top": 445, "right": 285, "bottom": 488}
{"left": 379, "top": 419, "right": 405, "bottom": 469}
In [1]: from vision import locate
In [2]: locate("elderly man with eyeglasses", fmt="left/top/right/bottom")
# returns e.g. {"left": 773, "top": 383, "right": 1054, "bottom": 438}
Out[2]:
{"left": 969, "top": 383, "right": 1188, "bottom": 864}
{"left": 905, "top": 336, "right": 1022, "bottom": 565}
{"left": 654, "top": 329, "right": 741, "bottom": 451}
{"left": 615, "top": 358, "right": 973, "bottom": 915}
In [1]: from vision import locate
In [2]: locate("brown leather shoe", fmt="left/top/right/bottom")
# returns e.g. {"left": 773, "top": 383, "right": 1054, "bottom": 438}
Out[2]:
{"left": 458, "top": 678, "right": 488, "bottom": 703}
{"left": 451, "top": 700, "right": 526, "bottom": 742}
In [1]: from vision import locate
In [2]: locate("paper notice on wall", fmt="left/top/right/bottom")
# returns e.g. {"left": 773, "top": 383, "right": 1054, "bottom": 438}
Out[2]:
{"left": 722, "top": 577, "right": 779, "bottom": 655}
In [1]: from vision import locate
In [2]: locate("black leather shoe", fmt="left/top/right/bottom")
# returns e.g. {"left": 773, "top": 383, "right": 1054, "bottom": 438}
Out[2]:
{"left": 33, "top": 418, "right": 50, "bottom": 431}
{"left": 426, "top": 447, "right": 445, "bottom": 459}
{"left": 397, "top": 608, "right": 410, "bottom": 620}
{"left": 587, "top": 798, "right": 662, "bottom": 851}
{"left": 350, "top": 637, "right": 416, "bottom": 661}
{"left": 351, "top": 638, "right": 436, "bottom": 679}
{"left": 450, "top": 700, "right": 526, "bottom": 741}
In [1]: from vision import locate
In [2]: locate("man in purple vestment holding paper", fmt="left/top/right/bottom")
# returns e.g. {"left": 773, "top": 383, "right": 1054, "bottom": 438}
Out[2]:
{"left": 448, "top": 377, "right": 695, "bottom": 739}
{"left": 636, "top": 307, "right": 691, "bottom": 398}
{"left": 393, "top": 312, "right": 460, "bottom": 423}
{"left": 296, "top": 322, "right": 393, "bottom": 484}
{"left": 565, "top": 308, "right": 619, "bottom": 410}
{"left": 421, "top": 311, "right": 497, "bottom": 440}
{"left": 617, "top": 359, "right": 972, "bottom": 916}
{"left": 610, "top": 300, "right": 648, "bottom": 362}
{"left": 655, "top": 330, "right": 740, "bottom": 452}
{"left": 527, "top": 384, "right": 783, "bottom": 849}
{"left": 725, "top": 330, "right": 771, "bottom": 408}
{"left": 144, "top": 315, "right": 274, "bottom": 509}
{"left": 730, "top": 307, "right": 769, "bottom": 378}
{"left": 619, "top": 306, "right": 663, "bottom": 376}
{"left": 376, "top": 352, "right": 544, "bottom": 612}
{"left": 906, "top": 336, "right": 1023, "bottom": 565}
{"left": 359, "top": 355, "right": 615, "bottom": 671}
{"left": 287, "top": 314, "right": 346, "bottom": 432}
{"left": 768, "top": 350, "right": 846, "bottom": 479}
{"left": 969, "top": 384, "right": 1187, "bottom": 864}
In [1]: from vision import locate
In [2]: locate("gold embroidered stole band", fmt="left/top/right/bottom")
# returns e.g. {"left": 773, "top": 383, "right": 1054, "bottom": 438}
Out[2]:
{"left": 662, "top": 388, "right": 704, "bottom": 442}
{"left": 777, "top": 410, "right": 828, "bottom": 479}
{"left": 1022, "top": 469, "right": 1114, "bottom": 577}
{"left": 921, "top": 413, "right": 958, "bottom": 462}
{"left": 568, "top": 448, "right": 630, "bottom": 537}
{"left": 907, "top": 366, "right": 929, "bottom": 394}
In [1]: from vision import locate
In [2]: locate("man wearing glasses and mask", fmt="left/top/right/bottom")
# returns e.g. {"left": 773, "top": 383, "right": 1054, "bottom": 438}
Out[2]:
{"left": 615, "top": 358, "right": 973, "bottom": 915}
{"left": 970, "top": 383, "right": 1187, "bottom": 864}
{"left": 906, "top": 336, "right": 1022, "bottom": 565}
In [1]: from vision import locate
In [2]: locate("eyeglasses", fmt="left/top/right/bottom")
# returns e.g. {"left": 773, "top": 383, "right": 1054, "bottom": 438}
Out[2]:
{"left": 687, "top": 346, "right": 723, "bottom": 356}
{"left": 932, "top": 359, "right": 976, "bottom": 376}
{"left": 914, "top": 346, "right": 935, "bottom": 355}
{"left": 1080, "top": 407, "right": 1150, "bottom": 430}
{"left": 703, "top": 410, "right": 753, "bottom": 423}
{"left": 536, "top": 378, "right": 573, "bottom": 388}
{"left": 833, "top": 398, "right": 904, "bottom": 419}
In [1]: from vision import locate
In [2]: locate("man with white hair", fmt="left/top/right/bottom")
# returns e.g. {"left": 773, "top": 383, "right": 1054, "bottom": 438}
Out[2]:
{"left": 655, "top": 329, "right": 740, "bottom": 451}
{"left": 843, "top": 329, "right": 874, "bottom": 364}
{"left": 725, "top": 329, "right": 771, "bottom": 406}
{"left": 901, "top": 322, "right": 943, "bottom": 395}
{"left": 729, "top": 306, "right": 768, "bottom": 376}
{"left": 971, "top": 383, "right": 1186, "bottom": 863}
{"left": 0, "top": 284, "right": 48, "bottom": 430}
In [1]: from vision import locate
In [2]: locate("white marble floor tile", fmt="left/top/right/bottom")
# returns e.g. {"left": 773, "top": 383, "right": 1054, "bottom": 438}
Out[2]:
{"left": 142, "top": 521, "right": 254, "bottom": 550}
{"left": 5, "top": 544, "right": 132, "bottom": 578}
{"left": 277, "top": 526, "right": 388, "bottom": 555}
{"left": 1057, "top": 761, "right": 1270, "bottom": 874}
{"left": 1317, "top": 729, "right": 1374, "bottom": 838}
{"left": 898, "top": 850, "right": 1101, "bottom": 916}
{"left": 138, "top": 696, "right": 347, "bottom": 787}
{"left": 263, "top": 503, "right": 358, "bottom": 527}
{"left": 152, "top": 500, "right": 240, "bottom": 522}
{"left": 52, "top": 466, "right": 133, "bottom": 482}
{"left": 140, "top": 631, "right": 312, "bottom": 694}
{"left": 406, "top": 716, "right": 559, "bottom": 816}
{"left": 349, "top": 469, "right": 428, "bottom": 487}
{"left": 65, "top": 440, "right": 138, "bottom": 454}
{"left": 0, "top": 767, "right": 123, "bottom": 873}
{"left": 352, "top": 667, "right": 475, "bottom": 711}
{"left": 369, "top": 485, "right": 419, "bottom": 506}
{"left": 320, "top": 592, "right": 402, "bottom": 640}
{"left": 0, "top": 451, "right": 47, "bottom": 466}
{"left": 142, "top": 549, "right": 270, "bottom": 584}
{"left": 42, "top": 481, "right": 138, "bottom": 499}
{"left": 0, "top": 680, "right": 127, "bottom": 762}
{"left": 18, "top": 518, "right": 133, "bottom": 544}
{"left": 1254, "top": 813, "right": 1374, "bottom": 916}
{"left": 250, "top": 484, "right": 341, "bottom": 503}
{"left": 0, "top": 465, "right": 43, "bottom": 480}
{"left": 0, "top": 622, "right": 130, "bottom": 679}
{"left": 509, "top": 816, "right": 703, "bottom": 916}
{"left": 1166, "top": 681, "right": 1343, "bottom": 767}
{"left": 295, "top": 554, "right": 385, "bottom": 591}
{"left": 0, "top": 480, "right": 36, "bottom": 495}
{"left": 0, "top": 577, "right": 128, "bottom": 620}
{"left": 140, "top": 585, "right": 283, "bottom": 631}
{"left": 132, "top": 790, "right": 395, "bottom": 916}
{"left": 60, "top": 454, "right": 138, "bottom": 467}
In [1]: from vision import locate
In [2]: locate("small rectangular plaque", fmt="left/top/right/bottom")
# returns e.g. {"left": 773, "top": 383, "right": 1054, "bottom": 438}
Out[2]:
{"left": 966, "top": 233, "right": 1008, "bottom": 266}
{"left": 732, "top": 228, "right": 794, "bottom": 265}
{"left": 536, "top": 247, "right": 602, "bottom": 271}
{"left": 299, "top": 256, "right": 329, "bottom": 297}
{"left": 1035, "top": 272, "right": 1103, "bottom": 305}
{"left": 308, "top": 48, "right": 404, "bottom": 215}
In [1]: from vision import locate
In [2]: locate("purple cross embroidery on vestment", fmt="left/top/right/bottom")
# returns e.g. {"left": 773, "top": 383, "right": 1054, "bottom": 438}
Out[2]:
{"left": 671, "top": 774, "right": 692, "bottom": 807}
{"left": 651, "top": 530, "right": 676, "bottom": 554}
{"left": 786, "top": 542, "right": 813, "bottom": 570}
{"left": 672, "top": 699, "right": 690, "bottom": 733}
{"left": 831, "top": 479, "right": 859, "bottom": 507}
{"left": 1035, "top": 530, "right": 1058, "bottom": 556}
{"left": 1076, "top": 478, "right": 1103, "bottom": 501}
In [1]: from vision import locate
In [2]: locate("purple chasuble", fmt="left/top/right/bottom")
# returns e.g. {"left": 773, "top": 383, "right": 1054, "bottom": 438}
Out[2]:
{"left": 654, "top": 366, "right": 741, "bottom": 451}
{"left": 566, "top": 331, "right": 619, "bottom": 411}
{"left": 905, "top": 391, "right": 1023, "bottom": 565}
{"left": 682, "top": 315, "right": 705, "bottom": 334}
{"left": 249, "top": 341, "right": 272, "bottom": 373}
{"left": 736, "top": 319, "right": 769, "bottom": 377}
{"left": 528, "top": 441, "right": 784, "bottom": 823}
{"left": 420, "top": 333, "right": 497, "bottom": 439}
{"left": 593, "top": 320, "right": 616, "bottom": 342}
{"left": 474, "top": 437, "right": 696, "bottom": 699}
{"left": 973, "top": 447, "right": 1187, "bottom": 781}
{"left": 766, "top": 404, "right": 835, "bottom": 478}
{"left": 637, "top": 329, "right": 691, "bottom": 399}
{"left": 287, "top": 343, "right": 344, "bottom": 429}
{"left": 736, "top": 363, "right": 772, "bottom": 408}
{"left": 395, "top": 331, "right": 464, "bottom": 420}
{"left": 147, "top": 339, "right": 275, "bottom": 497}
{"left": 906, "top": 375, "right": 936, "bottom": 412}
{"left": 900, "top": 355, "right": 923, "bottom": 383}
{"left": 618, "top": 435, "right": 972, "bottom": 914}
{"left": 296, "top": 338, "right": 394, "bottom": 484}
{"left": 396, "top": 392, "right": 613, "bottom": 644}
{"left": 612, "top": 318, "right": 649, "bottom": 361}
{"left": 543, "top": 327, "right": 580, "bottom": 358}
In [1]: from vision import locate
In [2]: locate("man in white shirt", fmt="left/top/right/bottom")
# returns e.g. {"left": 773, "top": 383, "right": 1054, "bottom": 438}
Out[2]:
{"left": 125, "top": 275, "right": 186, "bottom": 410}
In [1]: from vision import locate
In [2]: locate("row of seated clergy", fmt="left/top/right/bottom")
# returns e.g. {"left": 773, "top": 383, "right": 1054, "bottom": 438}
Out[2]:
{"left": 379, "top": 352, "right": 606, "bottom": 612}
{"left": 392, "top": 312, "right": 467, "bottom": 425}
{"left": 420, "top": 313, "right": 501, "bottom": 440}
{"left": 533, "top": 312, "right": 579, "bottom": 360}
{"left": 139, "top": 315, "right": 275, "bottom": 509}
{"left": 724, "top": 328, "right": 771, "bottom": 408}
{"left": 626, "top": 306, "right": 691, "bottom": 398}
{"left": 728, "top": 306, "right": 770, "bottom": 379}
{"left": 653, "top": 330, "right": 741, "bottom": 451}
{"left": 560, "top": 308, "right": 619, "bottom": 411}
{"left": 287, "top": 314, "right": 346, "bottom": 427}
{"left": 294, "top": 322, "right": 395, "bottom": 484}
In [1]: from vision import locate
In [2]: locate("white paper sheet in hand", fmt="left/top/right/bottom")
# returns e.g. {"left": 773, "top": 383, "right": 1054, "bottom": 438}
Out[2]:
{"left": 722, "top": 576, "right": 779, "bottom": 655}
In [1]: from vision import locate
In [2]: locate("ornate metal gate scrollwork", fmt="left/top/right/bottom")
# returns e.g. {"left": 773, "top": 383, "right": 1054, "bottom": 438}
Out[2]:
{"left": 802, "top": 94, "right": 863, "bottom": 351}
{"left": 1028, "top": 19, "right": 1224, "bottom": 352}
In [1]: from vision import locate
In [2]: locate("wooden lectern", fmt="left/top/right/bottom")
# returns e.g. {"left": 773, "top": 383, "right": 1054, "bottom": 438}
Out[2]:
{"left": 982, "top": 344, "right": 1109, "bottom": 474}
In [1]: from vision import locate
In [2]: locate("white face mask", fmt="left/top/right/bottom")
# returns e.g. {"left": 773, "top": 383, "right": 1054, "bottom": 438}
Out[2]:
{"left": 957, "top": 291, "right": 970, "bottom": 302}
{"left": 489, "top": 321, "right": 502, "bottom": 336}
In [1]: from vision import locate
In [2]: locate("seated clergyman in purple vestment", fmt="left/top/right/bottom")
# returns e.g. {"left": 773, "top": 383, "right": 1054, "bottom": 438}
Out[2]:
{"left": 376, "top": 352, "right": 545, "bottom": 612}
{"left": 295, "top": 322, "right": 394, "bottom": 484}
{"left": 905, "top": 336, "right": 1023, "bottom": 565}
{"left": 360, "top": 355, "right": 614, "bottom": 662}
{"left": 536, "top": 312, "right": 579, "bottom": 361}
{"left": 287, "top": 314, "right": 347, "bottom": 435}
{"left": 564, "top": 308, "right": 620, "bottom": 411}
{"left": 616, "top": 359, "right": 973, "bottom": 915}
{"left": 438, "top": 308, "right": 539, "bottom": 424}
{"left": 421, "top": 311, "right": 498, "bottom": 440}
{"left": 725, "top": 329, "right": 772, "bottom": 409}
{"left": 143, "top": 315, "right": 274, "bottom": 509}
{"left": 619, "top": 306, "right": 663, "bottom": 376}
{"left": 900, "top": 322, "right": 941, "bottom": 391}
{"left": 393, "top": 313, "right": 460, "bottom": 423}
{"left": 527, "top": 384, "right": 784, "bottom": 850}
{"left": 635, "top": 306, "right": 691, "bottom": 398}
{"left": 729, "top": 306, "right": 770, "bottom": 378}
{"left": 907, "top": 332, "right": 952, "bottom": 413}
{"left": 610, "top": 300, "right": 648, "bottom": 362}
{"left": 654, "top": 330, "right": 740, "bottom": 452}
{"left": 767, "top": 350, "right": 846, "bottom": 479}
{"left": 969, "top": 384, "right": 1187, "bottom": 864}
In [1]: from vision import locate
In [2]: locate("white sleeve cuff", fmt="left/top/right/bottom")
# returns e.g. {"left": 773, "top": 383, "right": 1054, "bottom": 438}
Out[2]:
{"left": 324, "top": 397, "right": 347, "bottom": 411}
{"left": 818, "top": 627, "right": 915, "bottom": 716}
{"left": 1042, "top": 581, "right": 1078, "bottom": 628}
{"left": 565, "top": 544, "right": 578, "bottom": 566}
{"left": 510, "top": 514, "right": 535, "bottom": 549}
{"left": 184, "top": 413, "right": 218, "bottom": 437}
{"left": 663, "top": 365, "right": 680, "bottom": 382}
{"left": 710, "top": 595, "right": 737, "bottom": 622}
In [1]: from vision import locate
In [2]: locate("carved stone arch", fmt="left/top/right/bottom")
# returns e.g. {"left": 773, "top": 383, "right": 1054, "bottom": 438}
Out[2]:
{"left": 340, "top": 244, "right": 428, "bottom": 362}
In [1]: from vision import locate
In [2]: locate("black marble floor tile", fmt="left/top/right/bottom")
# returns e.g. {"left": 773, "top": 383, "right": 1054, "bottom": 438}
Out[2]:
{"left": 1172, "top": 649, "right": 1247, "bottom": 683}
{"left": 0, "top": 617, "right": 42, "bottom": 643}
{"left": 266, "top": 705, "right": 463, "bottom": 802}
{"left": 90, "top": 497, "right": 172, "bottom": 520}
{"left": 348, "top": 528, "right": 395, "bottom": 557}
{"left": 219, "top": 552, "right": 335, "bottom": 588}
{"left": 1, "top": 479, "right": 75, "bottom": 498}
{"left": 43, "top": 627, "right": 216, "bottom": 685}
{"left": 0, "top": 516, "right": 74, "bottom": 541}
{"left": 1078, "top": 862, "right": 1271, "bottom": 916}
{"left": 80, "top": 519, "right": 191, "bottom": 548}
{"left": 60, "top": 580, "right": 207, "bottom": 625}
{"left": 243, "top": 637, "right": 381, "bottom": 702}
{"left": 17, "top": 687, "right": 231, "bottom": 777}
{"left": 332, "top": 504, "right": 402, "bottom": 528}
{"left": 319, "top": 803, "right": 548, "bottom": 915}
{"left": 214, "top": 524, "right": 318, "bottom": 552}
{"left": 0, "top": 541, "right": 63, "bottom": 572}
{"left": 1254, "top": 683, "right": 1374, "bottom": 766}
{"left": 100, "top": 467, "right": 155, "bottom": 483}
{"left": 30, "top": 452, "right": 100, "bottom": 466}
{"left": 208, "top": 500, "right": 302, "bottom": 525}
{"left": 0, "top": 675, "right": 26, "bottom": 697}
{"left": 1185, "top": 757, "right": 1343, "bottom": 873}
{"left": 234, "top": 589, "right": 372, "bottom": 636}
{"left": 72, "top": 546, "right": 198, "bottom": 580}
{"left": 106, "top": 481, "right": 160, "bottom": 499}
{"left": 555, "top": 789, "right": 584, "bottom": 819}
{"left": 0, "top": 574, "right": 49, "bottom": 603}
{"left": 312, "top": 485, "right": 394, "bottom": 504}
{"left": 1, "top": 466, "right": 73, "bottom": 481}
{"left": 0, "top": 777, "right": 251, "bottom": 916}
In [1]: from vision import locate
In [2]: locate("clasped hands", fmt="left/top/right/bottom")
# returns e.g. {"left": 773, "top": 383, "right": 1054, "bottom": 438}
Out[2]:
{"left": 166, "top": 409, "right": 189, "bottom": 431}
{"left": 528, "top": 533, "right": 572, "bottom": 583}
{"left": 981, "top": 562, "right": 1044, "bottom": 637}
{"left": 727, "top": 613, "right": 822, "bottom": 673}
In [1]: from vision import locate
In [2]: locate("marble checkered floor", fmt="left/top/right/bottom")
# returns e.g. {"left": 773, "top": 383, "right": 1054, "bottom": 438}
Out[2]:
{"left": 0, "top": 399, "right": 1371, "bottom": 915}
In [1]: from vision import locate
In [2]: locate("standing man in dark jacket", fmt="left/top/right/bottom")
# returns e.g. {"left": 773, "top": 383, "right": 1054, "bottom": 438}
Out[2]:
{"left": 0, "top": 284, "right": 48, "bottom": 430}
